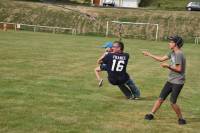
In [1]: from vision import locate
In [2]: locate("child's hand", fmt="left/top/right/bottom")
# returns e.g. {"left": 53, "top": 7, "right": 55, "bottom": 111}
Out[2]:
{"left": 106, "top": 48, "right": 113, "bottom": 52}
{"left": 105, "top": 48, "right": 109, "bottom": 52}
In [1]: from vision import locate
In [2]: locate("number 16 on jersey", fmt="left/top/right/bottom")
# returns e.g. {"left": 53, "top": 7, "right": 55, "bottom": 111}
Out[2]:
{"left": 111, "top": 59, "right": 125, "bottom": 72}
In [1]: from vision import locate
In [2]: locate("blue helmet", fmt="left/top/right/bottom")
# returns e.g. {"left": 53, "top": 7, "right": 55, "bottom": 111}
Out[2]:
{"left": 101, "top": 42, "right": 113, "bottom": 48}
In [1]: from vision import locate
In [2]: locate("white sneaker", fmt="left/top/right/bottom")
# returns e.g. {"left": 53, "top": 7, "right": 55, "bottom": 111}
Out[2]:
{"left": 98, "top": 79, "right": 103, "bottom": 87}
{"left": 134, "top": 97, "right": 140, "bottom": 100}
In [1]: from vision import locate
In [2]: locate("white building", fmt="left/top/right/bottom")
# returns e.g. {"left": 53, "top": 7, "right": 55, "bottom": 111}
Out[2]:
{"left": 92, "top": 0, "right": 141, "bottom": 8}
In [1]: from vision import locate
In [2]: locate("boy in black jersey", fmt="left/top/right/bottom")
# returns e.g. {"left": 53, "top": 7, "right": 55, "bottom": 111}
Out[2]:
{"left": 98, "top": 41, "right": 140, "bottom": 99}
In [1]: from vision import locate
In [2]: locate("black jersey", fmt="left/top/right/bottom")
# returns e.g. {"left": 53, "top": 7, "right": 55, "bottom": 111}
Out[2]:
{"left": 102, "top": 52, "right": 130, "bottom": 85}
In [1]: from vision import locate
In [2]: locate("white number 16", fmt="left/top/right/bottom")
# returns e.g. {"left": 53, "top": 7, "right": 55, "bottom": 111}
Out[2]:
{"left": 111, "top": 60, "right": 125, "bottom": 72}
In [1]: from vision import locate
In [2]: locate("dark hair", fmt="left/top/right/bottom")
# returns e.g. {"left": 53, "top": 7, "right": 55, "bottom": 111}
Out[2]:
{"left": 168, "top": 35, "right": 184, "bottom": 48}
{"left": 113, "top": 41, "right": 124, "bottom": 51}
{"left": 176, "top": 37, "right": 184, "bottom": 48}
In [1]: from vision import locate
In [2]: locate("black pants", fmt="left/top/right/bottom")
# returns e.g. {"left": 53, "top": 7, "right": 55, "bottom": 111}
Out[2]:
{"left": 159, "top": 82, "right": 184, "bottom": 104}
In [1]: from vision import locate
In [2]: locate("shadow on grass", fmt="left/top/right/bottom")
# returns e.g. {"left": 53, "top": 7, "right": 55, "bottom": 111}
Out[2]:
{"left": 187, "top": 117, "right": 200, "bottom": 123}
{"left": 140, "top": 95, "right": 157, "bottom": 101}
{"left": 110, "top": 95, "right": 158, "bottom": 101}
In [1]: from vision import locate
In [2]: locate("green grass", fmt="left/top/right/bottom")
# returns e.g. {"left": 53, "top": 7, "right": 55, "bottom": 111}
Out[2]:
{"left": 0, "top": 31, "right": 200, "bottom": 133}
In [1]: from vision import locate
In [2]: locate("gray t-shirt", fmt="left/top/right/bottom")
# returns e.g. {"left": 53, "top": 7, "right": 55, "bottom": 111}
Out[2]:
{"left": 167, "top": 51, "right": 186, "bottom": 84}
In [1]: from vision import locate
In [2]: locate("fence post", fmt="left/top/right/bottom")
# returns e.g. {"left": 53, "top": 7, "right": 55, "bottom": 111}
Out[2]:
{"left": 73, "top": 28, "right": 76, "bottom": 35}
{"left": 106, "top": 21, "right": 109, "bottom": 37}
{"left": 14, "top": 23, "right": 17, "bottom": 31}
{"left": 34, "top": 26, "right": 36, "bottom": 32}
{"left": 53, "top": 28, "right": 55, "bottom": 34}
{"left": 3, "top": 23, "right": 7, "bottom": 31}
{"left": 155, "top": 24, "right": 159, "bottom": 41}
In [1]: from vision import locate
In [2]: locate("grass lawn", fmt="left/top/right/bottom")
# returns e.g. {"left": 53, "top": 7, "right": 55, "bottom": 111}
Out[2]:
{"left": 0, "top": 31, "right": 200, "bottom": 133}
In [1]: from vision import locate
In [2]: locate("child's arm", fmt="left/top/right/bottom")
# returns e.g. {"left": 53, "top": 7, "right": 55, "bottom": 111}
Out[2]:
{"left": 97, "top": 52, "right": 107, "bottom": 64}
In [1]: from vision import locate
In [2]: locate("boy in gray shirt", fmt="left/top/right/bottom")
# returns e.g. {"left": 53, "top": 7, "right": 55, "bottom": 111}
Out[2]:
{"left": 142, "top": 35, "right": 186, "bottom": 125}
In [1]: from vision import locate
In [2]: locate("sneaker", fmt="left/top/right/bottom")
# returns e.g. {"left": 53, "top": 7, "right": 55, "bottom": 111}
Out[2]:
{"left": 144, "top": 114, "right": 154, "bottom": 120}
{"left": 128, "top": 96, "right": 135, "bottom": 100}
{"left": 127, "top": 96, "right": 140, "bottom": 100}
{"left": 178, "top": 118, "right": 186, "bottom": 125}
{"left": 98, "top": 79, "right": 103, "bottom": 87}
{"left": 134, "top": 97, "right": 140, "bottom": 100}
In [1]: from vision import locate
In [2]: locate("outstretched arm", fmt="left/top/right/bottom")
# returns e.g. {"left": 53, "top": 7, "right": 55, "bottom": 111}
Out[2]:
{"left": 142, "top": 51, "right": 169, "bottom": 62}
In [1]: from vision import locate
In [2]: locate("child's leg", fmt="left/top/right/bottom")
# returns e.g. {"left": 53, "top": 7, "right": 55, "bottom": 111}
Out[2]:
{"left": 94, "top": 66, "right": 104, "bottom": 87}
{"left": 94, "top": 66, "right": 102, "bottom": 81}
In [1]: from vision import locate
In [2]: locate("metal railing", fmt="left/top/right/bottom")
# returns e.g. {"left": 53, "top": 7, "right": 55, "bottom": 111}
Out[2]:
{"left": 0, "top": 22, "right": 76, "bottom": 35}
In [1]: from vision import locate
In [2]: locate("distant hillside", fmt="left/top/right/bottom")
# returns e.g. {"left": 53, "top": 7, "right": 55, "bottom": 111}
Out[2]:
{"left": 15, "top": 0, "right": 91, "bottom": 5}
{"left": 1, "top": 0, "right": 200, "bottom": 41}
{"left": 79, "top": 0, "right": 197, "bottom": 11}
{"left": 139, "top": 0, "right": 189, "bottom": 10}
{"left": 15, "top": 0, "right": 190, "bottom": 10}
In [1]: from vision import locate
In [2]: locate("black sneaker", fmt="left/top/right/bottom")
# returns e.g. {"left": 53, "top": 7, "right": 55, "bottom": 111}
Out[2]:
{"left": 144, "top": 114, "right": 154, "bottom": 120}
{"left": 178, "top": 118, "right": 186, "bottom": 125}
{"left": 98, "top": 79, "right": 103, "bottom": 87}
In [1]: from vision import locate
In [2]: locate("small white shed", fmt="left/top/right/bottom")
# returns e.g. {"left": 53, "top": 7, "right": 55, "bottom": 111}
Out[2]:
{"left": 92, "top": 0, "right": 141, "bottom": 8}
{"left": 115, "top": 0, "right": 141, "bottom": 8}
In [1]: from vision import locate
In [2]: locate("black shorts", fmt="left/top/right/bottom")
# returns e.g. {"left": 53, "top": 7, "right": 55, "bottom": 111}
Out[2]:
{"left": 159, "top": 82, "right": 184, "bottom": 104}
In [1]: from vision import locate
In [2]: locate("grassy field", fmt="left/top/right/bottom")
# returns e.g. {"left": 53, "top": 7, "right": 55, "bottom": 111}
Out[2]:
{"left": 0, "top": 31, "right": 200, "bottom": 133}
